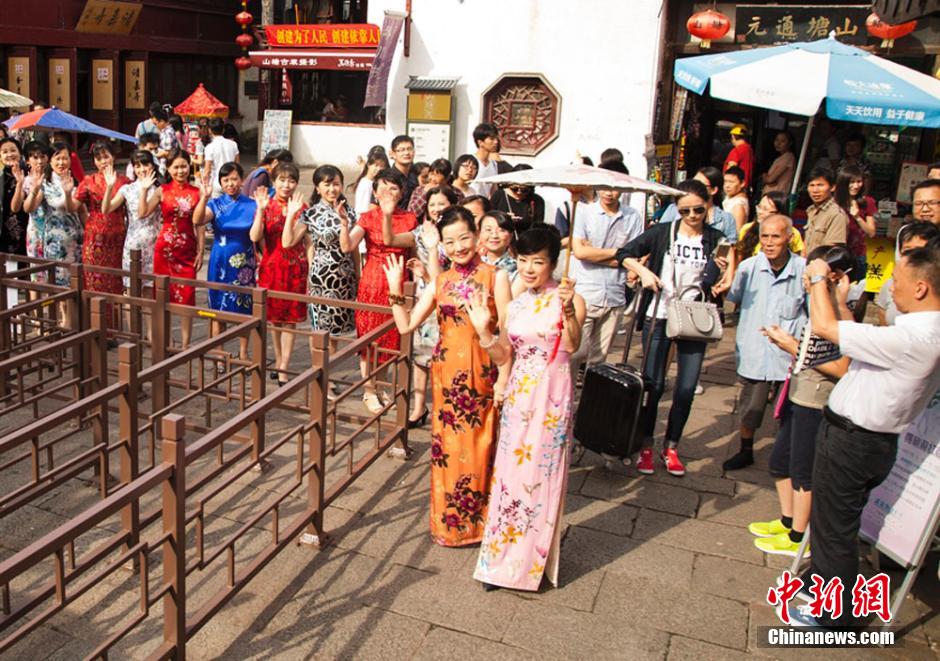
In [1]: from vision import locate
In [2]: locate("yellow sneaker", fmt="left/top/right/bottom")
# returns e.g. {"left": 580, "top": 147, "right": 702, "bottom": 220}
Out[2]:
{"left": 755, "top": 532, "right": 809, "bottom": 558}
{"left": 747, "top": 518, "right": 790, "bottom": 538}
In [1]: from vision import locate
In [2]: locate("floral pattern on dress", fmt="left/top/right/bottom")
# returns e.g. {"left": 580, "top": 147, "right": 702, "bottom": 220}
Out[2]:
{"left": 301, "top": 200, "right": 358, "bottom": 334}
{"left": 207, "top": 194, "right": 257, "bottom": 314}
{"left": 439, "top": 369, "right": 493, "bottom": 432}
{"left": 257, "top": 197, "right": 308, "bottom": 323}
{"left": 121, "top": 179, "right": 161, "bottom": 288}
{"left": 411, "top": 226, "right": 440, "bottom": 368}
{"left": 481, "top": 250, "right": 517, "bottom": 281}
{"left": 153, "top": 181, "right": 199, "bottom": 305}
{"left": 430, "top": 432, "right": 449, "bottom": 468}
{"left": 429, "top": 259, "right": 499, "bottom": 547}
{"left": 441, "top": 474, "right": 487, "bottom": 533}
{"left": 474, "top": 284, "right": 574, "bottom": 591}
{"left": 77, "top": 172, "right": 129, "bottom": 294}
{"left": 40, "top": 175, "right": 83, "bottom": 286}
{"left": 23, "top": 177, "right": 46, "bottom": 282}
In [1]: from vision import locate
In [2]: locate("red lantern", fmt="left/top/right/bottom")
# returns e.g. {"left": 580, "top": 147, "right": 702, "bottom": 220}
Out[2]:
{"left": 235, "top": 11, "right": 253, "bottom": 27}
{"left": 235, "top": 33, "right": 254, "bottom": 49}
{"left": 687, "top": 9, "right": 730, "bottom": 49}
{"left": 235, "top": 56, "right": 252, "bottom": 71}
{"left": 865, "top": 13, "right": 917, "bottom": 48}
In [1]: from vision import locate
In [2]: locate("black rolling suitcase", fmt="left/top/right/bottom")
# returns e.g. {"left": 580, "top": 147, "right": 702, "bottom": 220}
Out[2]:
{"left": 573, "top": 291, "right": 657, "bottom": 459}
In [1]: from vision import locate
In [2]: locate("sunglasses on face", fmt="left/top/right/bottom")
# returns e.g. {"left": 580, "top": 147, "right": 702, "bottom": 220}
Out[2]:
{"left": 509, "top": 186, "right": 531, "bottom": 194}
{"left": 677, "top": 206, "right": 707, "bottom": 217}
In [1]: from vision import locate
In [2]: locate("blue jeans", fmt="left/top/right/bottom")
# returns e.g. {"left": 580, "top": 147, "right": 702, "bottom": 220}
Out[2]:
{"left": 639, "top": 318, "right": 707, "bottom": 447}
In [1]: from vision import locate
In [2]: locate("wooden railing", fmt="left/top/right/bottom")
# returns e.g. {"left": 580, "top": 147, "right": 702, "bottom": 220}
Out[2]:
{"left": 0, "top": 257, "right": 416, "bottom": 659}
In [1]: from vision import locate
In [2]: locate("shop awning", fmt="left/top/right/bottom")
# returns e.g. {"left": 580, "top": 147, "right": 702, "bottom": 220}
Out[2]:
{"left": 249, "top": 49, "right": 374, "bottom": 71}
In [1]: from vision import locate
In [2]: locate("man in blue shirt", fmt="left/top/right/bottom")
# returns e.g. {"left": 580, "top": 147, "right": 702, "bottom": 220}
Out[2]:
{"left": 569, "top": 161, "right": 644, "bottom": 369}
{"left": 724, "top": 214, "right": 806, "bottom": 470}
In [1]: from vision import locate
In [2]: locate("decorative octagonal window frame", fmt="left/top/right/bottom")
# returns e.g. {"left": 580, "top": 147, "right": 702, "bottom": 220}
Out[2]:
{"left": 482, "top": 73, "right": 561, "bottom": 157}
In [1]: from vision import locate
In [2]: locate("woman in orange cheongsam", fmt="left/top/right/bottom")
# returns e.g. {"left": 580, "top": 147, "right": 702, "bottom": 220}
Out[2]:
{"left": 383, "top": 206, "right": 510, "bottom": 546}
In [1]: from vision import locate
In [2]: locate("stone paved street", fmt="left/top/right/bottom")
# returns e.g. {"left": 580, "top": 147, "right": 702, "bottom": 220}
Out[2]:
{"left": 184, "top": 318, "right": 940, "bottom": 659}
{"left": 3, "top": 311, "right": 938, "bottom": 660}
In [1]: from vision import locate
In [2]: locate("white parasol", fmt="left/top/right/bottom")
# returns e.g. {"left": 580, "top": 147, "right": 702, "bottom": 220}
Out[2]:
{"left": 0, "top": 88, "right": 32, "bottom": 109}
{"left": 477, "top": 164, "right": 683, "bottom": 277}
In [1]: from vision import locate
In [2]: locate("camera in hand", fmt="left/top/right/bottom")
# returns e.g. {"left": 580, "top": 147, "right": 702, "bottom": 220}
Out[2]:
{"left": 822, "top": 245, "right": 854, "bottom": 276}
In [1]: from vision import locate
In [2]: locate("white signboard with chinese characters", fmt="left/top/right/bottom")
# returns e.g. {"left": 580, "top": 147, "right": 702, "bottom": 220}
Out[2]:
{"left": 260, "top": 109, "right": 292, "bottom": 158}
{"left": 860, "top": 389, "right": 940, "bottom": 567}
{"left": 408, "top": 122, "right": 451, "bottom": 163}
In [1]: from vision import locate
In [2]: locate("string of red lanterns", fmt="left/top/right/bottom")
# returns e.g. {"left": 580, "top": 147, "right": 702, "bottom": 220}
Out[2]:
{"left": 235, "top": 2, "right": 253, "bottom": 71}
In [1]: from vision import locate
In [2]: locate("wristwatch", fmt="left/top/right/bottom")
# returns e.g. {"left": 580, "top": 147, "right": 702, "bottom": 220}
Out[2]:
{"left": 809, "top": 274, "right": 827, "bottom": 285}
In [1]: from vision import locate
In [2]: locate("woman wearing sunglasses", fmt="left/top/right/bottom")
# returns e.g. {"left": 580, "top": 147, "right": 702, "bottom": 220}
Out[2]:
{"left": 490, "top": 164, "right": 545, "bottom": 231}
{"left": 615, "top": 179, "right": 729, "bottom": 477}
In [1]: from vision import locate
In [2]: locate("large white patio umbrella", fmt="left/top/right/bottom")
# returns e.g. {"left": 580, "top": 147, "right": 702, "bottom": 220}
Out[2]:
{"left": 674, "top": 34, "right": 940, "bottom": 194}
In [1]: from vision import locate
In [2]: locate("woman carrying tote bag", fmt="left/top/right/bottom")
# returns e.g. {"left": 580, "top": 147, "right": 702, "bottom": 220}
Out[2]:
{"left": 615, "top": 179, "right": 729, "bottom": 477}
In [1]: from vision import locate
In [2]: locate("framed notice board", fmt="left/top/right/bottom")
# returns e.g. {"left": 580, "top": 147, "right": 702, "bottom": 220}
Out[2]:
{"left": 404, "top": 77, "right": 459, "bottom": 163}
{"left": 260, "top": 109, "right": 293, "bottom": 157}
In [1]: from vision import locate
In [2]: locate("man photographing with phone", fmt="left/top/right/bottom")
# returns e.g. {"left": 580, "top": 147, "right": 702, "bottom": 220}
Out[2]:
{"left": 787, "top": 243, "right": 940, "bottom": 628}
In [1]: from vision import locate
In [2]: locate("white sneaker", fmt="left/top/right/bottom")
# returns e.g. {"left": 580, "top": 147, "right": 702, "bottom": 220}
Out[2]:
{"left": 694, "top": 383, "right": 705, "bottom": 395}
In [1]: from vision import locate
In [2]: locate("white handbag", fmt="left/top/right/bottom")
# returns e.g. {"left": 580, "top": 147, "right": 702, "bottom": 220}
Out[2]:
{"left": 664, "top": 225, "right": 723, "bottom": 343}
{"left": 665, "top": 285, "right": 723, "bottom": 342}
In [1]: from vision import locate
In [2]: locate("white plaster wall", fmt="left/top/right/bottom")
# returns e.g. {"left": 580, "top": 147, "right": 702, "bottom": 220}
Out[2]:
{"left": 289, "top": 123, "right": 387, "bottom": 171}
{"left": 289, "top": 0, "right": 667, "bottom": 184}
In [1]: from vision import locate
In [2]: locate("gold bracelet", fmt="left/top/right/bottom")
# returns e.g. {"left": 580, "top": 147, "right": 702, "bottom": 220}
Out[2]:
{"left": 388, "top": 293, "right": 406, "bottom": 306}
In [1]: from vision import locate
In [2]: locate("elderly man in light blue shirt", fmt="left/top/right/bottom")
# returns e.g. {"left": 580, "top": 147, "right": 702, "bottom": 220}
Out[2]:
{"left": 723, "top": 214, "right": 807, "bottom": 470}
{"left": 569, "top": 168, "right": 644, "bottom": 368}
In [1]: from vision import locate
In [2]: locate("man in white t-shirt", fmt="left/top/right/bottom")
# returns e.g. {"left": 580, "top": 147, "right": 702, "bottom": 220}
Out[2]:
{"left": 203, "top": 118, "right": 240, "bottom": 196}
{"left": 469, "top": 123, "right": 500, "bottom": 198}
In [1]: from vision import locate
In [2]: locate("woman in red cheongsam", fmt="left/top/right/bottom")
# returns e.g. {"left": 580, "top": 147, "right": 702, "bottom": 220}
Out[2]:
{"left": 74, "top": 141, "right": 130, "bottom": 298}
{"left": 341, "top": 168, "right": 417, "bottom": 413}
{"left": 139, "top": 148, "right": 204, "bottom": 347}
{"left": 251, "top": 162, "right": 307, "bottom": 385}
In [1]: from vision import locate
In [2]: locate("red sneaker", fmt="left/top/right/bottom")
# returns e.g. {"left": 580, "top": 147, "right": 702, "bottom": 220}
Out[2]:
{"left": 635, "top": 448, "right": 655, "bottom": 474}
{"left": 661, "top": 448, "right": 686, "bottom": 477}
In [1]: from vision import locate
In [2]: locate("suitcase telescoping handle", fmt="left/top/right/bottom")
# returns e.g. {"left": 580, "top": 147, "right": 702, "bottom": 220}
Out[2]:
{"left": 620, "top": 285, "right": 662, "bottom": 368}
